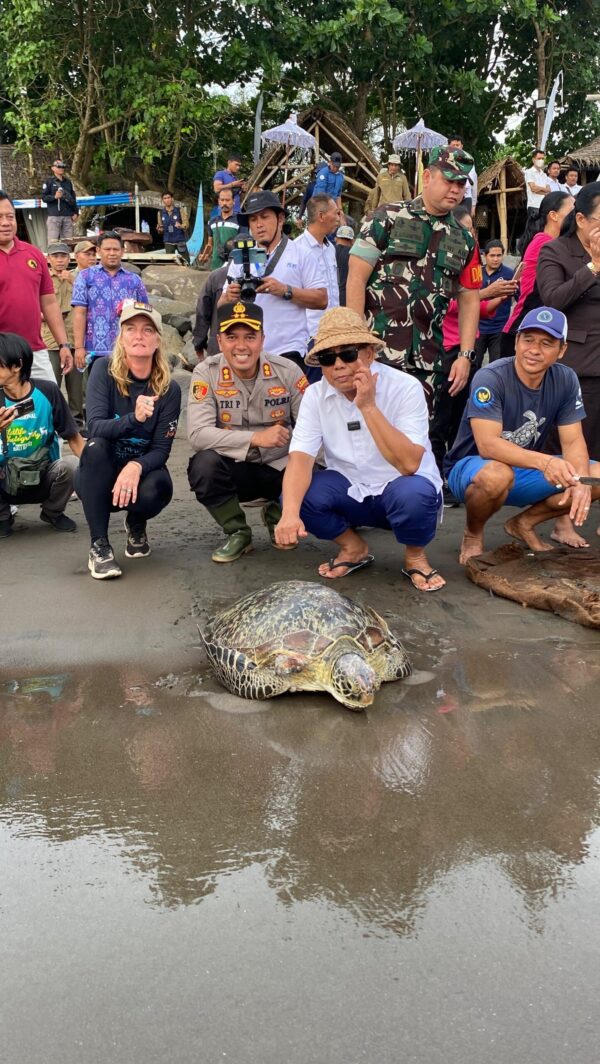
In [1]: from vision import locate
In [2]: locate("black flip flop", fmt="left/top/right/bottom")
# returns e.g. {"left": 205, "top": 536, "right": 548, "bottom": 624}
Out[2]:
{"left": 401, "top": 567, "right": 445, "bottom": 592}
{"left": 323, "top": 554, "right": 375, "bottom": 577}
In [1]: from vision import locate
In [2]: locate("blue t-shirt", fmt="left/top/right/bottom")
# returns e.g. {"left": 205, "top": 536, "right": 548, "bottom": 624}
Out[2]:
{"left": 314, "top": 164, "right": 345, "bottom": 200}
{"left": 444, "top": 357, "right": 585, "bottom": 476}
{"left": 479, "top": 263, "right": 515, "bottom": 334}
{"left": 213, "top": 169, "right": 241, "bottom": 212}
{"left": 0, "top": 379, "right": 77, "bottom": 468}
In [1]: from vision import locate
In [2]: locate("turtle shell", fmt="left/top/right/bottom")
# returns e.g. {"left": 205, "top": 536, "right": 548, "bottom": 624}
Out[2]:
{"left": 205, "top": 580, "right": 393, "bottom": 664}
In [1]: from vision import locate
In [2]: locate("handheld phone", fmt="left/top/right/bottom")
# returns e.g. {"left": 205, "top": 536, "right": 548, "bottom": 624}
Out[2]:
{"left": 9, "top": 397, "right": 35, "bottom": 418}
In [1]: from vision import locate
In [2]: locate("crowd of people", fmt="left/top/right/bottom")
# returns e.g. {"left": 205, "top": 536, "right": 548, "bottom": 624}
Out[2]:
{"left": 1, "top": 139, "right": 599, "bottom": 597}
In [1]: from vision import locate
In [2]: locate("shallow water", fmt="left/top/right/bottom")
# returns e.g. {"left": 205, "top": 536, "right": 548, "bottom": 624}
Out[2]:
{"left": 2, "top": 622, "right": 600, "bottom": 1063}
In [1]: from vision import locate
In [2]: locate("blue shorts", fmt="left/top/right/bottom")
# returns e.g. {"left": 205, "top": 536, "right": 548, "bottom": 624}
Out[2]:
{"left": 447, "top": 456, "right": 564, "bottom": 508}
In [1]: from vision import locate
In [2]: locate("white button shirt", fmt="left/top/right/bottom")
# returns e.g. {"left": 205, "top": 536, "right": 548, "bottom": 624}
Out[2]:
{"left": 294, "top": 229, "right": 340, "bottom": 340}
{"left": 290, "top": 362, "right": 442, "bottom": 500}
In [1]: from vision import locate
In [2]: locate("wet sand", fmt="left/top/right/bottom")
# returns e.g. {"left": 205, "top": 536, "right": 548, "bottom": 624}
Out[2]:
{"left": 2, "top": 378, "right": 600, "bottom": 1062}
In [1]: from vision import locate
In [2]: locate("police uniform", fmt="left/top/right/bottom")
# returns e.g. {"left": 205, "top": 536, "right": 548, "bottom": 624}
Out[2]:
{"left": 350, "top": 147, "right": 482, "bottom": 410}
{"left": 187, "top": 300, "right": 309, "bottom": 562}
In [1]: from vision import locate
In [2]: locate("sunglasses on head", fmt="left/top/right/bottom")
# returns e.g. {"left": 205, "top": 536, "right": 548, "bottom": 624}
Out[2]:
{"left": 316, "top": 345, "right": 362, "bottom": 367}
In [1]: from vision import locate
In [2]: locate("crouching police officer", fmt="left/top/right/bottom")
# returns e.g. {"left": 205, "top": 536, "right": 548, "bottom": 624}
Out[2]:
{"left": 187, "top": 300, "right": 308, "bottom": 562}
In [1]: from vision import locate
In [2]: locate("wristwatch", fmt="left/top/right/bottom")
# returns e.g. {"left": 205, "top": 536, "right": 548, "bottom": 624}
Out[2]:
{"left": 457, "top": 349, "right": 476, "bottom": 362}
{"left": 282, "top": 285, "right": 293, "bottom": 301}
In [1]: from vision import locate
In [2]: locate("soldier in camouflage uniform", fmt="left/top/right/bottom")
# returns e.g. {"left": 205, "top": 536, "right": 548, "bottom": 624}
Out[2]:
{"left": 347, "top": 146, "right": 482, "bottom": 412}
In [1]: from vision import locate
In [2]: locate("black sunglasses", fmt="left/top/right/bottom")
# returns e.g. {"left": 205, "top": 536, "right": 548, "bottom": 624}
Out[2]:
{"left": 316, "top": 346, "right": 361, "bottom": 368}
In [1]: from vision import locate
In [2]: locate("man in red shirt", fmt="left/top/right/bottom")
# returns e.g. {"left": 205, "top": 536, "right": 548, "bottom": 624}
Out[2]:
{"left": 0, "top": 192, "right": 73, "bottom": 383}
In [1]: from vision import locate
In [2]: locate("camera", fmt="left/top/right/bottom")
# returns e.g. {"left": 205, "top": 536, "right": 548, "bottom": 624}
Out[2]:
{"left": 227, "top": 232, "right": 267, "bottom": 302}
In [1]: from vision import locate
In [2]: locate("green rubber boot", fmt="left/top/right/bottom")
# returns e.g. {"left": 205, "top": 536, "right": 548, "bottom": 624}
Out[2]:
{"left": 207, "top": 497, "right": 253, "bottom": 563}
{"left": 261, "top": 500, "right": 297, "bottom": 551}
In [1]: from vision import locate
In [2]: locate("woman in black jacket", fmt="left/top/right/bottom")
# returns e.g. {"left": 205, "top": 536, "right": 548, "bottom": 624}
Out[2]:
{"left": 536, "top": 182, "right": 600, "bottom": 546}
{"left": 74, "top": 301, "right": 181, "bottom": 579}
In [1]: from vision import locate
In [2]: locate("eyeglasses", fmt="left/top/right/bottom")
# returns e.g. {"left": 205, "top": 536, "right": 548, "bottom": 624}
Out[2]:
{"left": 316, "top": 346, "right": 361, "bottom": 367}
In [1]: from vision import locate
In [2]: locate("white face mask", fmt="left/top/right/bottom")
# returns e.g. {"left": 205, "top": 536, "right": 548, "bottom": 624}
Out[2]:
{"left": 533, "top": 158, "right": 545, "bottom": 169}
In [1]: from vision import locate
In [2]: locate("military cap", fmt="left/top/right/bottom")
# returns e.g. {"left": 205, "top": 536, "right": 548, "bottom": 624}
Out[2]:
{"left": 47, "top": 242, "right": 70, "bottom": 255}
{"left": 217, "top": 300, "right": 264, "bottom": 333}
{"left": 428, "top": 145, "right": 474, "bottom": 182}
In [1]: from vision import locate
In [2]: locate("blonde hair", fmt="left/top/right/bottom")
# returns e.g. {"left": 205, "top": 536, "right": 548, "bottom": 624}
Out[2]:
{"left": 109, "top": 330, "right": 171, "bottom": 398}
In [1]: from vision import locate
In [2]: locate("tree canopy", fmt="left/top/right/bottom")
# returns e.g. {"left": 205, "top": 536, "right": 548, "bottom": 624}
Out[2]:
{"left": 1, "top": 0, "right": 599, "bottom": 194}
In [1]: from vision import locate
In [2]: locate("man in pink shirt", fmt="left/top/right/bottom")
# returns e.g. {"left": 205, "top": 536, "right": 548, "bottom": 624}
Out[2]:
{"left": 0, "top": 192, "right": 73, "bottom": 382}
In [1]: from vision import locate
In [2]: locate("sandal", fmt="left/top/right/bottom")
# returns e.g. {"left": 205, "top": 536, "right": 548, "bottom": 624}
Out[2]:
{"left": 401, "top": 567, "right": 445, "bottom": 592}
{"left": 322, "top": 554, "right": 375, "bottom": 577}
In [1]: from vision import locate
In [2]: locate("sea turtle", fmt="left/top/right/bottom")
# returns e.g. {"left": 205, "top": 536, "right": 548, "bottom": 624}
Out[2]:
{"left": 201, "top": 580, "right": 412, "bottom": 711}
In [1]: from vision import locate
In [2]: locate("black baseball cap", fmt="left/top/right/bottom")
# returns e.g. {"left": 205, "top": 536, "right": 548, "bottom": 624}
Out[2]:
{"left": 243, "top": 191, "right": 285, "bottom": 216}
{"left": 330, "top": 152, "right": 342, "bottom": 164}
{"left": 217, "top": 300, "right": 264, "bottom": 333}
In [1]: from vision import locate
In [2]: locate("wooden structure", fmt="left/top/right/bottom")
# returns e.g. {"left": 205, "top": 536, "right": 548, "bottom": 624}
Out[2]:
{"left": 244, "top": 107, "right": 380, "bottom": 213}
{"left": 562, "top": 137, "right": 600, "bottom": 183}
{"left": 476, "top": 157, "right": 525, "bottom": 251}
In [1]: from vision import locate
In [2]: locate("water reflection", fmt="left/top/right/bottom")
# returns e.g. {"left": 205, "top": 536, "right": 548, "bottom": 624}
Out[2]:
{"left": 1, "top": 633, "right": 600, "bottom": 934}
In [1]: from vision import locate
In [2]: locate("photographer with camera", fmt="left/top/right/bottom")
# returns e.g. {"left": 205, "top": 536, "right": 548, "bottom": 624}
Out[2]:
{"left": 0, "top": 333, "right": 84, "bottom": 539}
{"left": 218, "top": 191, "right": 327, "bottom": 370}
{"left": 187, "top": 299, "right": 308, "bottom": 563}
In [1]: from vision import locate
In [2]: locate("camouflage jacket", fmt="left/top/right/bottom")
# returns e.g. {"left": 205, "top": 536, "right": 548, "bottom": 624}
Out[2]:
{"left": 351, "top": 197, "right": 481, "bottom": 372}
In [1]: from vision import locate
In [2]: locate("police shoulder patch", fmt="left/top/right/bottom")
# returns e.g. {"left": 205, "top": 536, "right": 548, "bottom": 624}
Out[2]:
{"left": 262, "top": 362, "right": 273, "bottom": 378}
{"left": 192, "top": 380, "right": 209, "bottom": 401}
{"left": 295, "top": 375, "right": 309, "bottom": 393}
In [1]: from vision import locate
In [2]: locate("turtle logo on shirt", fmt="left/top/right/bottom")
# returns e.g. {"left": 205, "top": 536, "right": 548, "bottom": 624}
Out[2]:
{"left": 501, "top": 410, "right": 545, "bottom": 447}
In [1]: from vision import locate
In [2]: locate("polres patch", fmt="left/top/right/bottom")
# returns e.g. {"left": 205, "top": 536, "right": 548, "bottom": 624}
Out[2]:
{"left": 473, "top": 386, "right": 493, "bottom": 408}
{"left": 295, "top": 375, "right": 308, "bottom": 393}
{"left": 192, "top": 380, "right": 209, "bottom": 401}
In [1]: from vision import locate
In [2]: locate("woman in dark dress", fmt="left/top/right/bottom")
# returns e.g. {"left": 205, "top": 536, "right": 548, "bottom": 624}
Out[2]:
{"left": 536, "top": 182, "right": 600, "bottom": 546}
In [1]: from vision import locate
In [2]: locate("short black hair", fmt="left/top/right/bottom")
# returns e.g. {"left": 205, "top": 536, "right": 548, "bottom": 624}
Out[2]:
{"left": 0, "top": 190, "right": 15, "bottom": 208}
{"left": 566, "top": 166, "right": 579, "bottom": 176}
{"left": 162, "top": 191, "right": 173, "bottom": 198}
{"left": 547, "top": 159, "right": 561, "bottom": 169}
{"left": 227, "top": 153, "right": 242, "bottom": 162}
{"left": 306, "top": 193, "right": 336, "bottom": 223}
{"left": 484, "top": 238, "right": 505, "bottom": 253}
{"left": 97, "top": 230, "right": 122, "bottom": 247}
{"left": 447, "top": 135, "right": 463, "bottom": 144}
{"left": 0, "top": 332, "right": 33, "bottom": 383}
{"left": 532, "top": 148, "right": 545, "bottom": 157}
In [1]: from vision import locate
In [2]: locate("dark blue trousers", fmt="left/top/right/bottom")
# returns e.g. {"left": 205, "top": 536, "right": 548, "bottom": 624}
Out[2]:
{"left": 299, "top": 469, "right": 441, "bottom": 547}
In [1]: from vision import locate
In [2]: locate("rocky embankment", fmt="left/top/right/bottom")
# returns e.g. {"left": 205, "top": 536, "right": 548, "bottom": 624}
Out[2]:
{"left": 140, "top": 264, "right": 210, "bottom": 370}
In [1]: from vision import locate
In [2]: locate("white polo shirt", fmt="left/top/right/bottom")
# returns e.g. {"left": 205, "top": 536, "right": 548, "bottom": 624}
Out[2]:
{"left": 294, "top": 229, "right": 340, "bottom": 340}
{"left": 524, "top": 167, "right": 551, "bottom": 209}
{"left": 255, "top": 237, "right": 327, "bottom": 356}
{"left": 290, "top": 362, "right": 442, "bottom": 500}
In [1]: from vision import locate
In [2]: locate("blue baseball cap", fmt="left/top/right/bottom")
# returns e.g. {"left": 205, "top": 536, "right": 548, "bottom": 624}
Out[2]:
{"left": 517, "top": 307, "right": 567, "bottom": 341}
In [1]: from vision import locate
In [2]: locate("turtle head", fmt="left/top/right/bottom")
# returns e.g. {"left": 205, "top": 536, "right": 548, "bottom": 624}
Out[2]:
{"left": 329, "top": 652, "right": 379, "bottom": 711}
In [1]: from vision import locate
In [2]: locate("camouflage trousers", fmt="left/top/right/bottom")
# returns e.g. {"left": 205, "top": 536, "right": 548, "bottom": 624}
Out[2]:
{"left": 378, "top": 357, "right": 445, "bottom": 417}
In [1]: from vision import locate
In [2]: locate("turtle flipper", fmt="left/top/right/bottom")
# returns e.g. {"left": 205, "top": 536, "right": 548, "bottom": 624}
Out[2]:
{"left": 201, "top": 631, "right": 290, "bottom": 700}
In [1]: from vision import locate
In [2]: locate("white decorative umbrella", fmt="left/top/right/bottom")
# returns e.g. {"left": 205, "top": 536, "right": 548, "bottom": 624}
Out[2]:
{"left": 261, "top": 113, "right": 317, "bottom": 205}
{"left": 393, "top": 119, "right": 447, "bottom": 196}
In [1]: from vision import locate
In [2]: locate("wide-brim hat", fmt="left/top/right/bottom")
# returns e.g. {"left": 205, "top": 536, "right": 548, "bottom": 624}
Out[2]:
{"left": 306, "top": 307, "right": 384, "bottom": 366}
{"left": 119, "top": 300, "right": 163, "bottom": 335}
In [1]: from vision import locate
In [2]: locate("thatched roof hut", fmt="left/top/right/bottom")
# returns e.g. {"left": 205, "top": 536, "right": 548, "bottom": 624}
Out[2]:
{"left": 562, "top": 137, "right": 600, "bottom": 181}
{"left": 244, "top": 106, "right": 380, "bottom": 214}
{"left": 476, "top": 156, "right": 525, "bottom": 250}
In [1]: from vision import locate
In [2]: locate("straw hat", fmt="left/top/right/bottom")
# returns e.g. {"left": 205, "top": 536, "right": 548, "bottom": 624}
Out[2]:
{"left": 306, "top": 307, "right": 384, "bottom": 366}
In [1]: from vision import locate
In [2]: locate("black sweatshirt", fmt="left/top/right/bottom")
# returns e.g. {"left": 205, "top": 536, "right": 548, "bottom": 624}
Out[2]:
{"left": 85, "top": 358, "right": 181, "bottom": 475}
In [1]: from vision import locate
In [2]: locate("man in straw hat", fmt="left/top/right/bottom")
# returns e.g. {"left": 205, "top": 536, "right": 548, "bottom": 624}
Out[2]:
{"left": 275, "top": 307, "right": 445, "bottom": 591}
{"left": 365, "top": 154, "right": 410, "bottom": 213}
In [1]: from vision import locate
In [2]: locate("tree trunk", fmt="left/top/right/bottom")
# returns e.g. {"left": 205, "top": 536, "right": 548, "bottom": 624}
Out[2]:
{"left": 352, "top": 81, "right": 369, "bottom": 140}
{"left": 167, "top": 125, "right": 182, "bottom": 192}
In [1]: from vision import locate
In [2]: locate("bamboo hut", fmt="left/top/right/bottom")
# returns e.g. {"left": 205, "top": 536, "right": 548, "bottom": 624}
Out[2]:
{"left": 475, "top": 157, "right": 525, "bottom": 252}
{"left": 562, "top": 137, "right": 600, "bottom": 183}
{"left": 244, "top": 107, "right": 380, "bottom": 215}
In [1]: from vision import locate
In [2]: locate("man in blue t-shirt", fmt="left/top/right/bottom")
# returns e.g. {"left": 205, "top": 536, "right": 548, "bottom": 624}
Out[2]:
{"left": 213, "top": 154, "right": 246, "bottom": 213}
{"left": 444, "top": 307, "right": 600, "bottom": 563}
{"left": 474, "top": 240, "right": 517, "bottom": 364}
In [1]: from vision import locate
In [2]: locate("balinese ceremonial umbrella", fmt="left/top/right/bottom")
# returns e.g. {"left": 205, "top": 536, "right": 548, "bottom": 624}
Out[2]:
{"left": 393, "top": 119, "right": 447, "bottom": 195}
{"left": 261, "top": 114, "right": 317, "bottom": 205}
